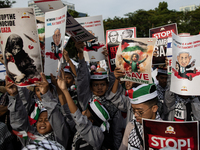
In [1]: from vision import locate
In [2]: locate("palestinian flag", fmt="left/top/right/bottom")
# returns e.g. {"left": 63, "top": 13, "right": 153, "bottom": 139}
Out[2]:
{"left": 29, "top": 103, "right": 40, "bottom": 125}
{"left": 90, "top": 71, "right": 108, "bottom": 80}
{"left": 121, "top": 39, "right": 147, "bottom": 52}
{"left": 12, "top": 130, "right": 28, "bottom": 140}
{"left": 27, "top": 132, "right": 44, "bottom": 143}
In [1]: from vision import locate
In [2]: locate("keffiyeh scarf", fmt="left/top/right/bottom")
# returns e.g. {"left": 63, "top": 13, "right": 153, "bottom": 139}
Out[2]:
{"left": 128, "top": 113, "right": 161, "bottom": 149}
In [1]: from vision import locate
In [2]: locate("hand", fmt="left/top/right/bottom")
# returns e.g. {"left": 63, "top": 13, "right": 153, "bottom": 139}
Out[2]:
{"left": 153, "top": 50, "right": 158, "bottom": 57}
{"left": 57, "top": 68, "right": 67, "bottom": 91}
{"left": 102, "top": 47, "right": 108, "bottom": 57}
{"left": 34, "top": 73, "right": 49, "bottom": 95}
{"left": 114, "top": 67, "right": 125, "bottom": 80}
{"left": 75, "top": 41, "right": 85, "bottom": 53}
{"left": 50, "top": 74, "right": 57, "bottom": 87}
{"left": 63, "top": 50, "right": 70, "bottom": 62}
{"left": 146, "top": 55, "right": 148, "bottom": 58}
{"left": 0, "top": 54, "right": 4, "bottom": 64}
{"left": 5, "top": 76, "right": 18, "bottom": 96}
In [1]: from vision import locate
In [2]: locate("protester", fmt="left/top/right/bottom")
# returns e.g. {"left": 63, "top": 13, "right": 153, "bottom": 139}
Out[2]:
{"left": 6, "top": 73, "right": 70, "bottom": 149}
{"left": 75, "top": 41, "right": 124, "bottom": 150}
{"left": 119, "top": 84, "right": 160, "bottom": 150}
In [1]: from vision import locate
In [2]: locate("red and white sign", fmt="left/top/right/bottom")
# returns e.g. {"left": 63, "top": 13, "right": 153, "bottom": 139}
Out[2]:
{"left": 143, "top": 119, "right": 199, "bottom": 150}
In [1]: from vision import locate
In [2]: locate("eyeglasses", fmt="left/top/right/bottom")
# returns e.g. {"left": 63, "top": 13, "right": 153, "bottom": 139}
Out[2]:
{"left": 130, "top": 105, "right": 154, "bottom": 117}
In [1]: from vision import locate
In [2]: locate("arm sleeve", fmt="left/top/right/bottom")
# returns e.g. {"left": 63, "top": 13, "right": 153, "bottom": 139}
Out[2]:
{"left": 122, "top": 58, "right": 130, "bottom": 64}
{"left": 18, "top": 87, "right": 35, "bottom": 114}
{"left": 7, "top": 93, "right": 34, "bottom": 132}
{"left": 191, "top": 97, "right": 200, "bottom": 121}
{"left": 138, "top": 57, "right": 147, "bottom": 64}
{"left": 77, "top": 58, "right": 92, "bottom": 110}
{"left": 71, "top": 109, "right": 104, "bottom": 150}
{"left": 106, "top": 83, "right": 129, "bottom": 112}
{"left": 41, "top": 90, "right": 70, "bottom": 149}
{"left": 119, "top": 122, "right": 134, "bottom": 150}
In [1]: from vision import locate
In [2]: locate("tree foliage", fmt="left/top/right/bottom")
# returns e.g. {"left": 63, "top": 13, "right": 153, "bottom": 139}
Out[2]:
{"left": 0, "top": 0, "right": 16, "bottom": 8}
{"left": 103, "top": 1, "right": 200, "bottom": 36}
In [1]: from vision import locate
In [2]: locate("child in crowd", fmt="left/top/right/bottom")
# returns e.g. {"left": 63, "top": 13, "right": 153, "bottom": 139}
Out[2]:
{"left": 119, "top": 84, "right": 160, "bottom": 150}
{"left": 6, "top": 73, "right": 70, "bottom": 149}
{"left": 155, "top": 68, "right": 168, "bottom": 120}
{"left": 57, "top": 68, "right": 110, "bottom": 150}
{"left": 75, "top": 41, "right": 124, "bottom": 150}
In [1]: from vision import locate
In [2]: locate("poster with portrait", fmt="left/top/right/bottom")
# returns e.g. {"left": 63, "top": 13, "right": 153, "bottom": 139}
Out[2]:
{"left": 75, "top": 15, "right": 105, "bottom": 62}
{"left": 65, "top": 12, "right": 95, "bottom": 42}
{"left": 34, "top": 0, "right": 64, "bottom": 13}
{"left": 170, "top": 33, "right": 200, "bottom": 95}
{"left": 150, "top": 23, "right": 178, "bottom": 65}
{"left": 44, "top": 6, "right": 67, "bottom": 77}
{"left": 143, "top": 119, "right": 199, "bottom": 150}
{"left": 115, "top": 38, "right": 156, "bottom": 84}
{"left": 0, "top": 7, "right": 42, "bottom": 86}
{"left": 106, "top": 27, "right": 136, "bottom": 72}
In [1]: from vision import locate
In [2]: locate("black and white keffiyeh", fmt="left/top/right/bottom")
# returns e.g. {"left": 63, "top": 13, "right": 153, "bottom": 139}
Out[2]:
{"left": 156, "top": 84, "right": 168, "bottom": 101}
{"left": 128, "top": 113, "right": 161, "bottom": 149}
{"left": 22, "top": 139, "right": 65, "bottom": 150}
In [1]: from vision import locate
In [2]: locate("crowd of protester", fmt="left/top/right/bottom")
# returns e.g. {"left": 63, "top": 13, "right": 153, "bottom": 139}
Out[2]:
{"left": 0, "top": 40, "right": 200, "bottom": 150}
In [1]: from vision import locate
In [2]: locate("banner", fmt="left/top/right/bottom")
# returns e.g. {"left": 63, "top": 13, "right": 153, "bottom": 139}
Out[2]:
{"left": 34, "top": 0, "right": 64, "bottom": 12}
{"left": 143, "top": 119, "right": 199, "bottom": 150}
{"left": 150, "top": 23, "right": 177, "bottom": 65}
{"left": 166, "top": 37, "right": 172, "bottom": 74}
{"left": 170, "top": 33, "right": 200, "bottom": 95}
{"left": 0, "top": 7, "right": 42, "bottom": 86}
{"left": 115, "top": 38, "right": 156, "bottom": 84}
{"left": 65, "top": 12, "right": 95, "bottom": 42}
{"left": 75, "top": 15, "right": 105, "bottom": 62}
{"left": 44, "top": 6, "right": 67, "bottom": 76}
{"left": 106, "top": 27, "right": 136, "bottom": 72}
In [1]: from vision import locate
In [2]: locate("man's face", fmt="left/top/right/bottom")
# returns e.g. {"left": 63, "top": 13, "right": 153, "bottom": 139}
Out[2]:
{"left": 131, "top": 103, "right": 158, "bottom": 124}
{"left": 53, "top": 29, "right": 61, "bottom": 46}
{"left": 121, "top": 31, "right": 131, "bottom": 39}
{"left": 37, "top": 112, "right": 53, "bottom": 135}
{"left": 109, "top": 31, "right": 118, "bottom": 43}
{"left": 12, "top": 45, "right": 21, "bottom": 55}
{"left": 91, "top": 80, "right": 108, "bottom": 97}
{"left": 64, "top": 72, "right": 75, "bottom": 88}
{"left": 156, "top": 74, "right": 168, "bottom": 88}
{"left": 177, "top": 53, "right": 191, "bottom": 67}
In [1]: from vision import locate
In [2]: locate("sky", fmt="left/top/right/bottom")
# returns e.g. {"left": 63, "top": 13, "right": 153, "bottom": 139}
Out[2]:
{"left": 12, "top": 0, "right": 200, "bottom": 19}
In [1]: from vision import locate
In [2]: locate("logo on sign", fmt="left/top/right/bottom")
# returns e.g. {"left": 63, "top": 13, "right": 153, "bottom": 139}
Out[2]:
{"left": 165, "top": 126, "right": 176, "bottom": 134}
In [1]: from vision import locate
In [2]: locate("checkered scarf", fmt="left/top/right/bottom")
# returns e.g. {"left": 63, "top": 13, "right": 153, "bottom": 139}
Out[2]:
{"left": 22, "top": 139, "right": 65, "bottom": 150}
{"left": 128, "top": 113, "right": 161, "bottom": 149}
{"left": 0, "top": 122, "right": 14, "bottom": 149}
{"left": 156, "top": 84, "right": 168, "bottom": 101}
{"left": 174, "top": 95, "right": 193, "bottom": 121}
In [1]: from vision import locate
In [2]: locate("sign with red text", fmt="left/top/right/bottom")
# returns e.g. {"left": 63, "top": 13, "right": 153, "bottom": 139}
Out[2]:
{"left": 115, "top": 38, "right": 156, "bottom": 84}
{"left": 34, "top": 0, "right": 64, "bottom": 12}
{"left": 75, "top": 15, "right": 105, "bottom": 62}
{"left": 143, "top": 119, "right": 199, "bottom": 150}
{"left": 106, "top": 27, "right": 136, "bottom": 72}
{"left": 0, "top": 7, "right": 42, "bottom": 86}
{"left": 150, "top": 23, "right": 177, "bottom": 65}
{"left": 44, "top": 6, "right": 67, "bottom": 76}
{"left": 170, "top": 33, "right": 200, "bottom": 95}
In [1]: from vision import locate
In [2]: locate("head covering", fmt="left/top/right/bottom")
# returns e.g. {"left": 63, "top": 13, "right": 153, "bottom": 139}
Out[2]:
{"left": 87, "top": 99, "right": 110, "bottom": 132}
{"left": 130, "top": 84, "right": 157, "bottom": 104}
{"left": 90, "top": 71, "right": 108, "bottom": 80}
{"left": 63, "top": 66, "right": 71, "bottom": 74}
{"left": 157, "top": 68, "right": 167, "bottom": 75}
